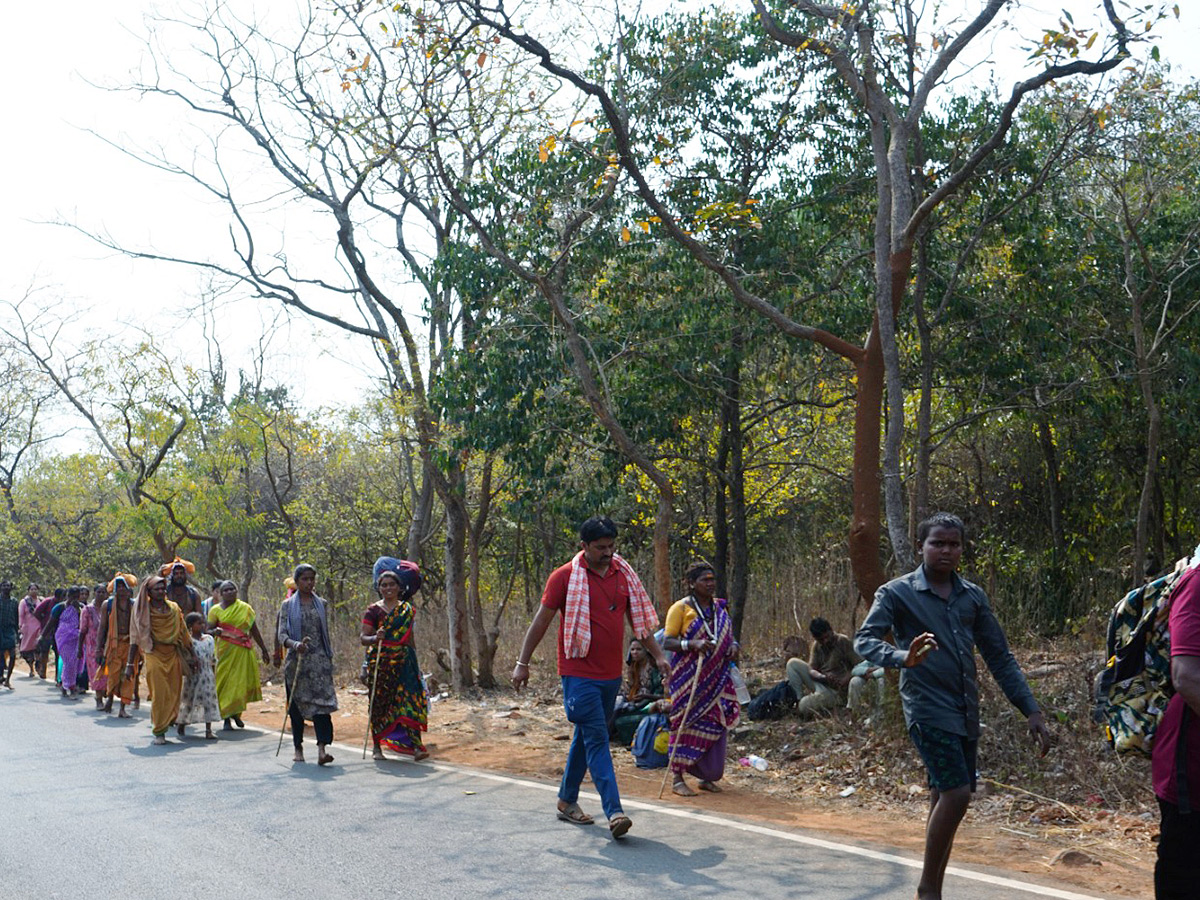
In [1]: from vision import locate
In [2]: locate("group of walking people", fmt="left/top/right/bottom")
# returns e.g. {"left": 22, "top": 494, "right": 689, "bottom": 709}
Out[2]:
{"left": 511, "top": 511, "right": 1050, "bottom": 900}
{"left": 1, "top": 555, "right": 430, "bottom": 767}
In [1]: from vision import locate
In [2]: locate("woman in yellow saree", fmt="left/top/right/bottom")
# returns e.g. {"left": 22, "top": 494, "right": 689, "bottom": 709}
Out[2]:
{"left": 208, "top": 580, "right": 271, "bottom": 730}
{"left": 125, "top": 575, "right": 195, "bottom": 745}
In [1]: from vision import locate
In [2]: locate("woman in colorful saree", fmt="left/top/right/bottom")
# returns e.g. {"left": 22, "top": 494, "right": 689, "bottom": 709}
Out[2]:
{"left": 125, "top": 574, "right": 196, "bottom": 745}
{"left": 661, "top": 560, "right": 741, "bottom": 797}
{"left": 361, "top": 556, "right": 429, "bottom": 762}
{"left": 78, "top": 585, "right": 106, "bottom": 708}
{"left": 207, "top": 580, "right": 270, "bottom": 730}
{"left": 47, "top": 586, "right": 85, "bottom": 700}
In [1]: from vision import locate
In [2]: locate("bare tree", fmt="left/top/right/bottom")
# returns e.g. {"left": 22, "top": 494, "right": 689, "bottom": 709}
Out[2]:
{"left": 0, "top": 309, "right": 69, "bottom": 577}
{"left": 1, "top": 299, "right": 192, "bottom": 562}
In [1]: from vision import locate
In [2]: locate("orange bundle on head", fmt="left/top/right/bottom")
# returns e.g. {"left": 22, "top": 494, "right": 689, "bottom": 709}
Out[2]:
{"left": 160, "top": 556, "right": 196, "bottom": 577}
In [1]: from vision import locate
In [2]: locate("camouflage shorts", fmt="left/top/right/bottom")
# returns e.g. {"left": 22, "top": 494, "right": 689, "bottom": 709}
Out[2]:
{"left": 908, "top": 722, "right": 977, "bottom": 792}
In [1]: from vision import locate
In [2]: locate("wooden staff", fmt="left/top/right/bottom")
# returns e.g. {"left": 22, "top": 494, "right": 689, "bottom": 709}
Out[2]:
{"left": 658, "top": 648, "right": 707, "bottom": 799}
{"left": 362, "top": 640, "right": 383, "bottom": 759}
{"left": 276, "top": 641, "right": 305, "bottom": 757}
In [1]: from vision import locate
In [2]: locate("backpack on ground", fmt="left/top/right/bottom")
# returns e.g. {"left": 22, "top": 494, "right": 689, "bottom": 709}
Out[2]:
{"left": 744, "top": 679, "right": 797, "bottom": 721}
{"left": 631, "top": 712, "right": 669, "bottom": 768}
{"left": 1093, "top": 563, "right": 1194, "bottom": 755}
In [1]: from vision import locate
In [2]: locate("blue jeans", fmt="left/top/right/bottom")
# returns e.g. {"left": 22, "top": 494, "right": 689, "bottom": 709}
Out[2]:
{"left": 560, "top": 676, "right": 623, "bottom": 819}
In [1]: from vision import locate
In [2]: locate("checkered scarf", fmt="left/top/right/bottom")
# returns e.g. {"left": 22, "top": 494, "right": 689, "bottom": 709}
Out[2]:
{"left": 563, "top": 551, "right": 658, "bottom": 659}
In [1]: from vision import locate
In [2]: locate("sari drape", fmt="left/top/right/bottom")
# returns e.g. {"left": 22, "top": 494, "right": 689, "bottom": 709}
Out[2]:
{"left": 666, "top": 597, "right": 741, "bottom": 781}
{"left": 208, "top": 600, "right": 262, "bottom": 719}
{"left": 365, "top": 600, "right": 428, "bottom": 755}
{"left": 100, "top": 598, "right": 137, "bottom": 703}
{"left": 144, "top": 602, "right": 189, "bottom": 736}
{"left": 79, "top": 606, "right": 103, "bottom": 688}
{"left": 56, "top": 605, "right": 83, "bottom": 690}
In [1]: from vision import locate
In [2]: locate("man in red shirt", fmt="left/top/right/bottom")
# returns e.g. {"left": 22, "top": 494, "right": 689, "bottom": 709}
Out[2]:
{"left": 1152, "top": 563, "right": 1200, "bottom": 898}
{"left": 512, "top": 516, "right": 670, "bottom": 840}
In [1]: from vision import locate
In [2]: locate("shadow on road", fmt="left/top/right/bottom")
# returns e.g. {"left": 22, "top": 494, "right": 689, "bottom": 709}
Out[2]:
{"left": 545, "top": 840, "right": 727, "bottom": 889}
{"left": 128, "top": 740, "right": 192, "bottom": 756}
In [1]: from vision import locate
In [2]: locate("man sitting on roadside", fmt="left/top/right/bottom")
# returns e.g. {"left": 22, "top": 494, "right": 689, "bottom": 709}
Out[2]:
{"left": 786, "top": 617, "right": 882, "bottom": 717}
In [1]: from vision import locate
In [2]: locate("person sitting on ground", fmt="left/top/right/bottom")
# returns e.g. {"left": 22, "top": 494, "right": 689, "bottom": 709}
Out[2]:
{"left": 786, "top": 616, "right": 863, "bottom": 717}
{"left": 781, "top": 634, "right": 808, "bottom": 665}
{"left": 609, "top": 638, "right": 667, "bottom": 745}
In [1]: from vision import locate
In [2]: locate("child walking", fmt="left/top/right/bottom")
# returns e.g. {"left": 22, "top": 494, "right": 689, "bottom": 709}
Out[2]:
{"left": 177, "top": 612, "right": 219, "bottom": 740}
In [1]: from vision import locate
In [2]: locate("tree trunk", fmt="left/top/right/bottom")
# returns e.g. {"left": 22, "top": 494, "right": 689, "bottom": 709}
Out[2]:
{"left": 1128, "top": 222, "right": 1160, "bottom": 587}
{"left": 1034, "top": 394, "right": 1066, "bottom": 558}
{"left": 880, "top": 248, "right": 915, "bottom": 571}
{"left": 443, "top": 468, "right": 474, "bottom": 690}
{"left": 713, "top": 423, "right": 729, "bottom": 600}
{"left": 467, "top": 457, "right": 496, "bottom": 688}
{"left": 405, "top": 463, "right": 435, "bottom": 564}
{"left": 722, "top": 334, "right": 749, "bottom": 640}
{"left": 912, "top": 241, "right": 935, "bottom": 531}
{"left": 848, "top": 316, "right": 887, "bottom": 601}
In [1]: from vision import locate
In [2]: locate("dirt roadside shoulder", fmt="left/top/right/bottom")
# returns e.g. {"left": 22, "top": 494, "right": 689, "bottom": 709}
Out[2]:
{"left": 241, "top": 681, "right": 1155, "bottom": 899}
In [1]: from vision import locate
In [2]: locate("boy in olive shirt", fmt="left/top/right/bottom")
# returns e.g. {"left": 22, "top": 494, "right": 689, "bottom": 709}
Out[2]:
{"left": 855, "top": 513, "right": 1050, "bottom": 900}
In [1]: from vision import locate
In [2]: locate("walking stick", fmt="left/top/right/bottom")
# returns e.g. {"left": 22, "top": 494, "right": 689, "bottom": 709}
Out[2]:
{"left": 276, "top": 643, "right": 305, "bottom": 757}
{"left": 362, "top": 640, "right": 383, "bottom": 759}
{"left": 658, "top": 649, "right": 707, "bottom": 799}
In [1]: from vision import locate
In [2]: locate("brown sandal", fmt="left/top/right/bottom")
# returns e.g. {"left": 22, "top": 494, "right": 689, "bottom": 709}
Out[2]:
{"left": 556, "top": 803, "right": 594, "bottom": 825}
{"left": 608, "top": 815, "right": 632, "bottom": 839}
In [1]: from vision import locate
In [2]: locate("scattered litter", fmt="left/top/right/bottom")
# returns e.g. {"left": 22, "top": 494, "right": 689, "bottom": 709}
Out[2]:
{"left": 839, "top": 786, "right": 857, "bottom": 798}
{"left": 348, "top": 689, "right": 368, "bottom": 696}
{"left": 462, "top": 791, "right": 476, "bottom": 796}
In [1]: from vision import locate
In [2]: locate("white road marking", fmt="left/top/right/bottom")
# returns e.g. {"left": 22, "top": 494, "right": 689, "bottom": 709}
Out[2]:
{"left": 326, "top": 741, "right": 1108, "bottom": 900}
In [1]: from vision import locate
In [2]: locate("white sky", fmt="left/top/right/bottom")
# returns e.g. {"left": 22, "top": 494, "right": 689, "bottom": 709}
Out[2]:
{"left": 2, "top": 2, "right": 1196, "bottom": 422}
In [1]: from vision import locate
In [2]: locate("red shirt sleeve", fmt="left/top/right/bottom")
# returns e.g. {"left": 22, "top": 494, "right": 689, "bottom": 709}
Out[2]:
{"left": 363, "top": 604, "right": 383, "bottom": 630}
{"left": 541, "top": 563, "right": 571, "bottom": 612}
{"left": 1170, "top": 568, "right": 1200, "bottom": 657}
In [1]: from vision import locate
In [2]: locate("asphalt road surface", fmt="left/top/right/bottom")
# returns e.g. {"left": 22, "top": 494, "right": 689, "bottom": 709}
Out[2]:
{"left": 2, "top": 680, "right": 1121, "bottom": 899}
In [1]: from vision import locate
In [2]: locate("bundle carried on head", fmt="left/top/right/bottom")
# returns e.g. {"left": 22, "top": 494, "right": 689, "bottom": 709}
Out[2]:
{"left": 159, "top": 556, "right": 196, "bottom": 577}
{"left": 372, "top": 556, "right": 422, "bottom": 599}
{"left": 108, "top": 572, "right": 139, "bottom": 593}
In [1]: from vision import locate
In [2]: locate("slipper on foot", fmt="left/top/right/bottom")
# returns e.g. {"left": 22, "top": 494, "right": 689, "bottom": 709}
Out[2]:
{"left": 556, "top": 803, "right": 594, "bottom": 825}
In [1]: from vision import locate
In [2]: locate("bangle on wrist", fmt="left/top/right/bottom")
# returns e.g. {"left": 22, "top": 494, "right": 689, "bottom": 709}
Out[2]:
{"left": 515, "top": 660, "right": 529, "bottom": 668}
{"left": 681, "top": 639, "right": 688, "bottom": 651}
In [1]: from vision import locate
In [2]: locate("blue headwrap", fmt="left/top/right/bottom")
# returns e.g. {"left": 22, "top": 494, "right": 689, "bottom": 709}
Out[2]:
{"left": 372, "top": 556, "right": 422, "bottom": 598}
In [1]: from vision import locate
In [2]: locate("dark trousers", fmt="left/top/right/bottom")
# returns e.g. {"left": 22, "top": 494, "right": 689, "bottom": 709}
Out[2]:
{"left": 1157, "top": 798, "right": 1200, "bottom": 898}
{"left": 288, "top": 699, "right": 333, "bottom": 749}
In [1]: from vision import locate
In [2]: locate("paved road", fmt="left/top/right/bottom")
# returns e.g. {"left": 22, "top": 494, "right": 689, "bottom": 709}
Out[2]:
{"left": 2, "top": 679, "right": 1118, "bottom": 899}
